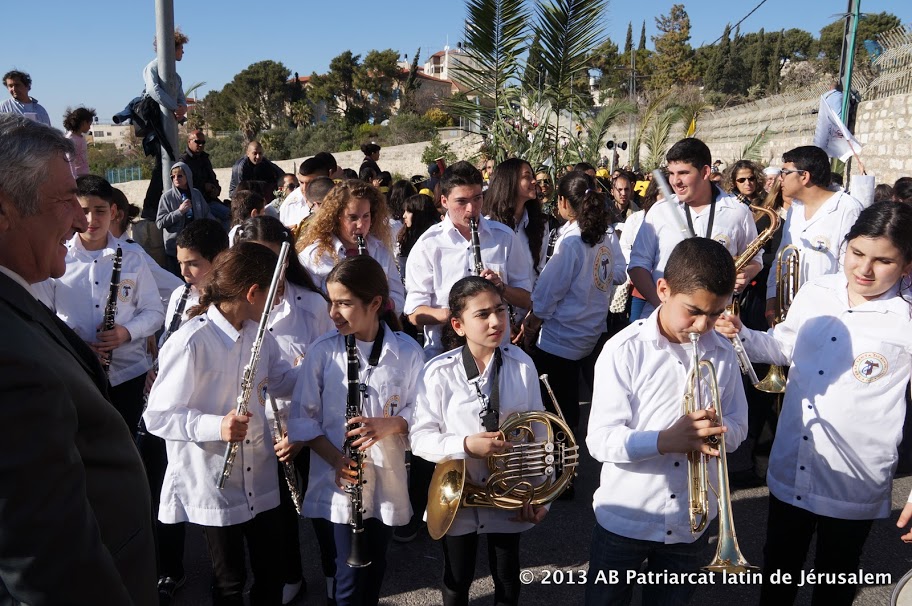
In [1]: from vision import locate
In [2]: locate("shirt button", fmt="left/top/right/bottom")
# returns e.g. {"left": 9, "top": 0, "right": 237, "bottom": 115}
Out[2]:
{"left": 247, "top": 467, "right": 252, "bottom": 471}
{"left": 818, "top": 370, "right": 824, "bottom": 375}
{"left": 799, "top": 466, "right": 805, "bottom": 471}
{"left": 93, "top": 260, "right": 97, "bottom": 263}
{"left": 807, "top": 405, "right": 812, "bottom": 409}
{"left": 269, "top": 327, "right": 273, "bottom": 331}
{"left": 479, "top": 524, "right": 485, "bottom": 529}
{"left": 666, "top": 530, "right": 672, "bottom": 536}
{"left": 796, "top": 496, "right": 802, "bottom": 501}
{"left": 248, "top": 492, "right": 253, "bottom": 496}
{"left": 741, "top": 337, "right": 746, "bottom": 342}
{"left": 674, "top": 462, "right": 680, "bottom": 467}
{"left": 246, "top": 440, "right": 250, "bottom": 444}
{"left": 670, "top": 494, "right": 676, "bottom": 499}
{"left": 95, "top": 304, "right": 100, "bottom": 308}
{"left": 250, "top": 506, "right": 254, "bottom": 511}
{"left": 297, "top": 296, "right": 301, "bottom": 300}
{"left": 803, "top": 436, "right": 808, "bottom": 441}
{"left": 831, "top": 337, "right": 837, "bottom": 341}
{"left": 94, "top": 281, "right": 98, "bottom": 285}
{"left": 638, "top": 322, "right": 644, "bottom": 326}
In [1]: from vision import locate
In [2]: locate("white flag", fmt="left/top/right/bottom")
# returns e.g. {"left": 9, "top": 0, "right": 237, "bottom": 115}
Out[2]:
{"left": 813, "top": 90, "right": 863, "bottom": 162}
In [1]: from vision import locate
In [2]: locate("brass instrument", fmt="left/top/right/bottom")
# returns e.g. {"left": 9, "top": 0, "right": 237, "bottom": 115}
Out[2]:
{"left": 217, "top": 241, "right": 291, "bottom": 489}
{"left": 755, "top": 245, "right": 800, "bottom": 394}
{"left": 684, "top": 332, "right": 757, "bottom": 573}
{"left": 728, "top": 205, "right": 780, "bottom": 387}
{"left": 101, "top": 246, "right": 123, "bottom": 374}
{"left": 426, "top": 374, "right": 579, "bottom": 540}
{"left": 469, "top": 217, "right": 483, "bottom": 276}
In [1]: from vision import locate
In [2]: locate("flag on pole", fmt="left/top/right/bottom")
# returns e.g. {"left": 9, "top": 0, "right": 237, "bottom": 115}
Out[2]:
{"left": 813, "top": 90, "right": 863, "bottom": 162}
{"left": 686, "top": 116, "right": 696, "bottom": 138}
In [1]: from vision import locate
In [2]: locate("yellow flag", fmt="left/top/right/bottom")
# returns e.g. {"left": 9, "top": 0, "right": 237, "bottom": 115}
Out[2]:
{"left": 686, "top": 116, "right": 696, "bottom": 138}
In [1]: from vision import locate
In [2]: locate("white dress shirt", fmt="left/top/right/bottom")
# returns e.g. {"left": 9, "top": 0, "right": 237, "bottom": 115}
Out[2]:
{"left": 765, "top": 190, "right": 862, "bottom": 300}
{"left": 404, "top": 215, "right": 535, "bottom": 358}
{"left": 116, "top": 233, "right": 183, "bottom": 308}
{"left": 298, "top": 234, "right": 405, "bottom": 316}
{"left": 588, "top": 309, "right": 748, "bottom": 543}
{"left": 35, "top": 233, "right": 165, "bottom": 386}
{"left": 512, "top": 208, "right": 551, "bottom": 276}
{"left": 144, "top": 305, "right": 298, "bottom": 527}
{"left": 629, "top": 189, "right": 761, "bottom": 317}
{"left": 159, "top": 284, "right": 199, "bottom": 347}
{"left": 287, "top": 327, "right": 424, "bottom": 526}
{"left": 279, "top": 188, "right": 311, "bottom": 227}
{"left": 742, "top": 273, "right": 912, "bottom": 520}
{"left": 410, "top": 345, "right": 545, "bottom": 536}
{"left": 268, "top": 280, "right": 333, "bottom": 368}
{"left": 533, "top": 222, "right": 624, "bottom": 360}
{"left": 619, "top": 209, "right": 646, "bottom": 265}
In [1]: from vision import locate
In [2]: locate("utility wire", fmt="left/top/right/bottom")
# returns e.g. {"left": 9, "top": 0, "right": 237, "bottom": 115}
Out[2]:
{"left": 703, "top": 0, "right": 771, "bottom": 47}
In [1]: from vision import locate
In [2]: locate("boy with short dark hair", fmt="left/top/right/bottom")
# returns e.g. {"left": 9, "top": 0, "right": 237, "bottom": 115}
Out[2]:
{"left": 586, "top": 237, "right": 749, "bottom": 606}
{"left": 35, "top": 174, "right": 165, "bottom": 431}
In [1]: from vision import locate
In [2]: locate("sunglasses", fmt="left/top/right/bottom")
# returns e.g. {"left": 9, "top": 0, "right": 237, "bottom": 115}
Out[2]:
{"left": 735, "top": 177, "right": 756, "bottom": 184}
{"left": 192, "top": 139, "right": 206, "bottom": 145}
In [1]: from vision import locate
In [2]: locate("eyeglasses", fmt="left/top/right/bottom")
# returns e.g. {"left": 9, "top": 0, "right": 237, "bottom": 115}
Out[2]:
{"left": 284, "top": 183, "right": 297, "bottom": 190}
{"left": 735, "top": 177, "right": 756, "bottom": 184}
{"left": 779, "top": 169, "right": 806, "bottom": 177}
{"left": 192, "top": 139, "right": 206, "bottom": 145}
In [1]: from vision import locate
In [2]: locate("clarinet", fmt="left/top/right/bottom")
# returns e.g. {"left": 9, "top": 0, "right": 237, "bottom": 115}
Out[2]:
{"left": 268, "top": 393, "right": 303, "bottom": 515}
{"left": 136, "top": 283, "right": 192, "bottom": 445}
{"left": 217, "top": 242, "right": 291, "bottom": 489}
{"left": 469, "top": 217, "right": 483, "bottom": 276}
{"left": 101, "top": 247, "right": 123, "bottom": 374}
{"left": 545, "top": 227, "right": 559, "bottom": 263}
{"left": 344, "top": 334, "right": 371, "bottom": 568}
{"left": 356, "top": 234, "right": 367, "bottom": 257}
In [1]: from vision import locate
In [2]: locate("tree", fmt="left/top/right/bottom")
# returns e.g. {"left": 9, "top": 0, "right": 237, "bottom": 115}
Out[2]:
{"left": 817, "top": 11, "right": 900, "bottom": 74}
{"left": 703, "top": 24, "right": 731, "bottom": 93}
{"left": 768, "top": 30, "right": 783, "bottom": 94}
{"left": 649, "top": 4, "right": 696, "bottom": 89}
{"left": 624, "top": 22, "right": 633, "bottom": 54}
{"left": 639, "top": 21, "right": 647, "bottom": 51}
{"left": 357, "top": 49, "right": 404, "bottom": 123}
{"left": 720, "top": 24, "right": 746, "bottom": 94}
{"left": 747, "top": 28, "right": 770, "bottom": 94}
{"left": 400, "top": 48, "right": 423, "bottom": 115}
{"left": 308, "top": 51, "right": 364, "bottom": 124}
{"left": 209, "top": 60, "right": 294, "bottom": 142}
{"left": 588, "top": 38, "right": 622, "bottom": 91}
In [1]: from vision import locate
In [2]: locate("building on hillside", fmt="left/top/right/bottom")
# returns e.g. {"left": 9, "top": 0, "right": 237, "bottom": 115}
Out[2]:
{"left": 90, "top": 123, "right": 134, "bottom": 149}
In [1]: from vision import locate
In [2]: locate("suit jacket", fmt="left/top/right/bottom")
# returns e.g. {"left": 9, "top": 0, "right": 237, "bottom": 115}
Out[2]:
{"left": 0, "top": 272, "right": 157, "bottom": 605}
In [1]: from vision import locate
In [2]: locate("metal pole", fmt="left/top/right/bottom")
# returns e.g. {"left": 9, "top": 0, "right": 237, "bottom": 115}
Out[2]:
{"left": 155, "top": 0, "right": 178, "bottom": 192}
{"left": 838, "top": 0, "right": 861, "bottom": 123}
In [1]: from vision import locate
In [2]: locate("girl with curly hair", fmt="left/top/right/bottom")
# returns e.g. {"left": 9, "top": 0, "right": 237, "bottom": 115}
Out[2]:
{"left": 297, "top": 180, "right": 405, "bottom": 314}
{"left": 724, "top": 159, "right": 766, "bottom": 207}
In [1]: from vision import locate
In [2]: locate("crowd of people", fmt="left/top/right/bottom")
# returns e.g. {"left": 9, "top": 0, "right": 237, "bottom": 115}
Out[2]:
{"left": 4, "top": 50, "right": 912, "bottom": 606}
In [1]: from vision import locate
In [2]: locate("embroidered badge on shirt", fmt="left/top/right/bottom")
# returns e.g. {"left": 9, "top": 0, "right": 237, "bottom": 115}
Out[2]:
{"left": 593, "top": 245, "right": 612, "bottom": 292}
{"left": 257, "top": 378, "right": 269, "bottom": 406}
{"left": 810, "top": 235, "right": 831, "bottom": 252}
{"left": 293, "top": 353, "right": 306, "bottom": 367}
{"left": 384, "top": 394, "right": 400, "bottom": 418}
{"left": 853, "top": 352, "right": 888, "bottom": 383}
{"left": 712, "top": 233, "right": 731, "bottom": 252}
{"left": 118, "top": 279, "right": 136, "bottom": 302}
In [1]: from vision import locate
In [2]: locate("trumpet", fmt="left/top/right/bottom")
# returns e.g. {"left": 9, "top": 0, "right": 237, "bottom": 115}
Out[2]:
{"left": 684, "top": 332, "right": 756, "bottom": 573}
{"left": 755, "top": 245, "right": 800, "bottom": 394}
{"left": 425, "top": 374, "right": 579, "bottom": 540}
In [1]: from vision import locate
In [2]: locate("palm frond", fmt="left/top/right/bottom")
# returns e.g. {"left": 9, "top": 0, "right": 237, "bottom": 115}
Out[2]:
{"left": 738, "top": 126, "right": 773, "bottom": 163}
{"left": 643, "top": 106, "right": 685, "bottom": 171}
{"left": 629, "top": 89, "right": 674, "bottom": 171}
{"left": 183, "top": 81, "right": 207, "bottom": 99}
{"left": 567, "top": 99, "right": 637, "bottom": 164}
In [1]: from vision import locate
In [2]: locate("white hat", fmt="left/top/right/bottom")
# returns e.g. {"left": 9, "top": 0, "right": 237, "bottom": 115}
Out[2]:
{"left": 763, "top": 166, "right": 781, "bottom": 176}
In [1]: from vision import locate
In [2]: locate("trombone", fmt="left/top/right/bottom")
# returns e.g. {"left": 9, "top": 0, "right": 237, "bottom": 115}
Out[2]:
{"left": 684, "top": 332, "right": 757, "bottom": 573}
{"left": 755, "top": 245, "right": 800, "bottom": 395}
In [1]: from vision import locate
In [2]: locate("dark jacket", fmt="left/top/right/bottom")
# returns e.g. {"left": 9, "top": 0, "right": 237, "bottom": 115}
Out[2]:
{"left": 179, "top": 148, "right": 220, "bottom": 202}
{"left": 0, "top": 272, "right": 157, "bottom": 605}
{"left": 156, "top": 161, "right": 212, "bottom": 256}
{"left": 229, "top": 156, "right": 284, "bottom": 198}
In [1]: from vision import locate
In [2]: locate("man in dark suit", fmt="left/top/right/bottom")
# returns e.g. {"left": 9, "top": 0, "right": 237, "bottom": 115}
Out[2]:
{"left": 0, "top": 114, "right": 157, "bottom": 605}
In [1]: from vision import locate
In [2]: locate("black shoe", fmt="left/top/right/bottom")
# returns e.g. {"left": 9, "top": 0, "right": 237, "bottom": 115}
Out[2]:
{"left": 393, "top": 517, "right": 424, "bottom": 543}
{"left": 157, "top": 575, "right": 185, "bottom": 605}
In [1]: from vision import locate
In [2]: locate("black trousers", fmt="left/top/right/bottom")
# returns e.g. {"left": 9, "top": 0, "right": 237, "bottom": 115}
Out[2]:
{"left": 278, "top": 449, "right": 310, "bottom": 584}
{"left": 441, "top": 532, "right": 521, "bottom": 606}
{"left": 201, "top": 507, "right": 284, "bottom": 606}
{"left": 109, "top": 372, "right": 147, "bottom": 433}
{"left": 406, "top": 453, "right": 437, "bottom": 527}
{"left": 139, "top": 433, "right": 186, "bottom": 580}
{"left": 531, "top": 348, "right": 583, "bottom": 432}
{"left": 759, "top": 494, "right": 873, "bottom": 606}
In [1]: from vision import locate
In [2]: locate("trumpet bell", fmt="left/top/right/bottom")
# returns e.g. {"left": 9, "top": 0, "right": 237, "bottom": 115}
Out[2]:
{"left": 427, "top": 457, "right": 467, "bottom": 540}
{"left": 755, "top": 364, "right": 786, "bottom": 394}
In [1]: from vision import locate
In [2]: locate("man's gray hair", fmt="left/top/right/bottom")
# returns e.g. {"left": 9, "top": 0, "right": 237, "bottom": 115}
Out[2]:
{"left": 0, "top": 114, "right": 74, "bottom": 216}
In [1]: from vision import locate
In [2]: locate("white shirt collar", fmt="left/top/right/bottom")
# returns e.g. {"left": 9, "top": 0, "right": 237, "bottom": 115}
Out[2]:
{"left": 0, "top": 265, "right": 35, "bottom": 296}
{"left": 206, "top": 304, "right": 243, "bottom": 345}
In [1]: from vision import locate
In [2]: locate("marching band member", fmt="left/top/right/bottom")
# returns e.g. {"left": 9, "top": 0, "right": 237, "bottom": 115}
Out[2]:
{"left": 404, "top": 161, "right": 535, "bottom": 360}
{"left": 410, "top": 276, "right": 548, "bottom": 606}
{"left": 764, "top": 145, "right": 862, "bottom": 325}
{"left": 523, "top": 171, "right": 624, "bottom": 437}
{"left": 234, "top": 215, "right": 332, "bottom": 604}
{"left": 587, "top": 238, "right": 748, "bottom": 606}
{"left": 297, "top": 180, "right": 404, "bottom": 315}
{"left": 35, "top": 174, "right": 164, "bottom": 431}
{"left": 144, "top": 242, "right": 298, "bottom": 605}
{"left": 717, "top": 201, "right": 912, "bottom": 606}
{"left": 278, "top": 255, "right": 423, "bottom": 606}
{"left": 628, "top": 138, "right": 763, "bottom": 319}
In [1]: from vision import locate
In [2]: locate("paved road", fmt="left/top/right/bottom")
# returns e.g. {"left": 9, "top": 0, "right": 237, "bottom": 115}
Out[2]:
{"left": 172, "top": 404, "right": 912, "bottom": 605}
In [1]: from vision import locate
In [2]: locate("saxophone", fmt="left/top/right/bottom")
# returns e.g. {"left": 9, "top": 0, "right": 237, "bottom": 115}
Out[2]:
{"left": 217, "top": 242, "right": 291, "bottom": 489}
{"left": 101, "top": 246, "right": 123, "bottom": 374}
{"left": 728, "top": 205, "right": 780, "bottom": 386}
{"left": 343, "top": 334, "right": 371, "bottom": 568}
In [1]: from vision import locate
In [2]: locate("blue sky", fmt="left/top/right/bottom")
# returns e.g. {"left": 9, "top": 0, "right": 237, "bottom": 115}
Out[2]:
{"left": 1, "top": 0, "right": 907, "bottom": 129}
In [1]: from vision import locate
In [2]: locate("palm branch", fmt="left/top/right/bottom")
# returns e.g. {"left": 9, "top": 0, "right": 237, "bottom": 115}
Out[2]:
{"left": 642, "top": 106, "right": 685, "bottom": 171}
{"left": 737, "top": 126, "right": 773, "bottom": 163}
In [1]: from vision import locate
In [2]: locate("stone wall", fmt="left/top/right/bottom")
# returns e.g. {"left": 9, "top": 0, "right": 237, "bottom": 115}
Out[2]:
{"left": 117, "top": 133, "right": 484, "bottom": 207}
{"left": 696, "top": 88, "right": 912, "bottom": 186}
